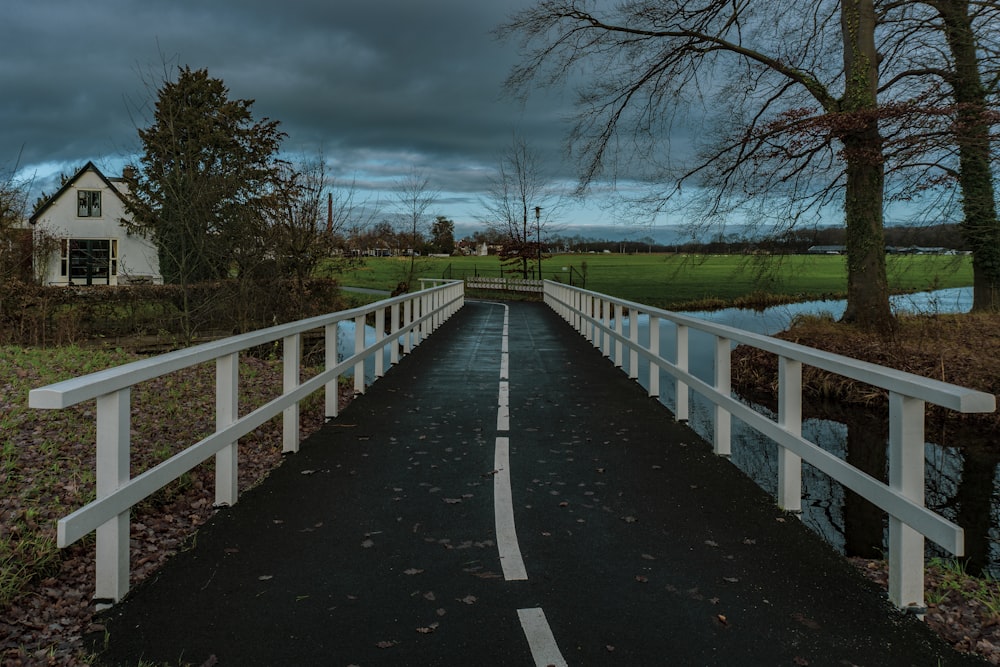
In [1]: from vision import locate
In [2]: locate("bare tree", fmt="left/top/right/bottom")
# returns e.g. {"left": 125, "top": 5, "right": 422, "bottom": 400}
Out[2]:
{"left": 392, "top": 168, "right": 439, "bottom": 289}
{"left": 269, "top": 156, "right": 380, "bottom": 285}
{"left": 498, "top": 0, "right": 895, "bottom": 331}
{"left": 877, "top": 0, "right": 1000, "bottom": 311}
{"left": 479, "top": 135, "right": 558, "bottom": 278}
{"left": 0, "top": 161, "right": 33, "bottom": 283}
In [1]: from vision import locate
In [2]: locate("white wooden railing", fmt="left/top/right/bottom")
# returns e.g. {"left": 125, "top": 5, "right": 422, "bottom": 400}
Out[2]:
{"left": 29, "top": 281, "right": 465, "bottom": 604}
{"left": 544, "top": 281, "right": 995, "bottom": 611}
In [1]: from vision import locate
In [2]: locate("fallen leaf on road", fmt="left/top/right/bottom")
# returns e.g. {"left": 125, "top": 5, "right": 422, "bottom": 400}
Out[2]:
{"left": 361, "top": 539, "right": 374, "bottom": 548}
{"left": 375, "top": 640, "right": 398, "bottom": 649}
{"left": 404, "top": 568, "right": 424, "bottom": 575}
{"left": 459, "top": 595, "right": 477, "bottom": 605}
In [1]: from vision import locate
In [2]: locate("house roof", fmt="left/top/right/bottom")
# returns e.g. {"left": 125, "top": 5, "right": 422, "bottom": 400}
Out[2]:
{"left": 28, "top": 161, "right": 126, "bottom": 225}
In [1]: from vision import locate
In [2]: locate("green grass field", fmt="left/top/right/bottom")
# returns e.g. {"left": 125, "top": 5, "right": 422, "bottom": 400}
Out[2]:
{"left": 329, "top": 253, "right": 973, "bottom": 309}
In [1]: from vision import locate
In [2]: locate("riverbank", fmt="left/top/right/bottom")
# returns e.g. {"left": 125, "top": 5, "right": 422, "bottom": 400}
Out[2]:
{"left": 732, "top": 311, "right": 1000, "bottom": 428}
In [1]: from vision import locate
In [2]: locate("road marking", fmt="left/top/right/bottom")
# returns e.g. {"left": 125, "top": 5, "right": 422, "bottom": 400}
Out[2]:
{"left": 494, "top": 436, "right": 527, "bottom": 581}
{"left": 493, "top": 304, "right": 566, "bottom": 663}
{"left": 497, "top": 406, "right": 510, "bottom": 433}
{"left": 518, "top": 607, "right": 568, "bottom": 667}
{"left": 497, "top": 381, "right": 510, "bottom": 431}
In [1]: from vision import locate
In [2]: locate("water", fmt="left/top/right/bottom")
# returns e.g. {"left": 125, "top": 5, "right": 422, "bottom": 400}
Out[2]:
{"left": 618, "top": 287, "right": 1000, "bottom": 575}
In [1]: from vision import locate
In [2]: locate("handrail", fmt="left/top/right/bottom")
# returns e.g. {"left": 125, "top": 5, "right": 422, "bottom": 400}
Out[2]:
{"left": 543, "top": 280, "right": 995, "bottom": 612}
{"left": 29, "top": 281, "right": 465, "bottom": 605}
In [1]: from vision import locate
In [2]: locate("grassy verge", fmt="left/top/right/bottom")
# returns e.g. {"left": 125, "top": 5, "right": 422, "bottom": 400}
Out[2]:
{"left": 331, "top": 253, "right": 973, "bottom": 309}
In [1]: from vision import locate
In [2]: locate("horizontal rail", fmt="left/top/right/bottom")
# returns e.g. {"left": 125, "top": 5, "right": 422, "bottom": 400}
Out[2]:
{"left": 30, "top": 281, "right": 466, "bottom": 604}
{"left": 543, "top": 280, "right": 995, "bottom": 611}
{"left": 465, "top": 277, "right": 544, "bottom": 293}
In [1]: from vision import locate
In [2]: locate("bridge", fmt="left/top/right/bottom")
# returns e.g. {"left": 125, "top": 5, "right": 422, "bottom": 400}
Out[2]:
{"left": 29, "top": 281, "right": 995, "bottom": 665}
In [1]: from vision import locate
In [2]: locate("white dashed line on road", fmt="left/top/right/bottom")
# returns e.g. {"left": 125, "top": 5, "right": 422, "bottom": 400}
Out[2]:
{"left": 517, "top": 607, "right": 568, "bottom": 667}
{"left": 494, "top": 436, "right": 527, "bottom": 581}
{"left": 491, "top": 303, "right": 567, "bottom": 662}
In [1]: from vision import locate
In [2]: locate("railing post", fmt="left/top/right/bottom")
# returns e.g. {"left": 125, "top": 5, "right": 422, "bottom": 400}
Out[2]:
{"left": 590, "top": 296, "right": 601, "bottom": 350}
{"left": 777, "top": 357, "right": 802, "bottom": 512}
{"left": 325, "top": 322, "right": 339, "bottom": 419}
{"left": 283, "top": 334, "right": 301, "bottom": 453}
{"left": 574, "top": 290, "right": 583, "bottom": 332}
{"left": 713, "top": 336, "right": 731, "bottom": 456}
{"left": 648, "top": 315, "right": 660, "bottom": 398}
{"left": 428, "top": 291, "right": 436, "bottom": 334}
{"left": 614, "top": 303, "right": 624, "bottom": 368}
{"left": 354, "top": 313, "right": 366, "bottom": 395}
{"left": 390, "top": 302, "right": 401, "bottom": 365}
{"left": 412, "top": 295, "right": 423, "bottom": 346}
{"left": 95, "top": 388, "right": 130, "bottom": 604}
{"left": 628, "top": 307, "right": 639, "bottom": 379}
{"left": 601, "top": 299, "right": 611, "bottom": 357}
{"left": 375, "top": 307, "right": 386, "bottom": 377}
{"left": 674, "top": 324, "right": 689, "bottom": 421}
{"left": 403, "top": 298, "right": 413, "bottom": 354}
{"left": 583, "top": 294, "right": 594, "bottom": 344}
{"left": 215, "top": 353, "right": 239, "bottom": 507}
{"left": 888, "top": 392, "right": 927, "bottom": 611}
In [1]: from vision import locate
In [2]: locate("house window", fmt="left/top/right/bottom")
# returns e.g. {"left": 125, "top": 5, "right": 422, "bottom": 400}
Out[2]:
{"left": 60, "top": 239, "right": 116, "bottom": 285}
{"left": 77, "top": 190, "right": 101, "bottom": 217}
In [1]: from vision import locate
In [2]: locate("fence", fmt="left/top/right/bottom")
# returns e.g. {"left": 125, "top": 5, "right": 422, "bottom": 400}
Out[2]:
{"left": 464, "top": 276, "right": 544, "bottom": 293}
{"left": 28, "top": 281, "right": 465, "bottom": 605}
{"left": 543, "top": 280, "right": 995, "bottom": 611}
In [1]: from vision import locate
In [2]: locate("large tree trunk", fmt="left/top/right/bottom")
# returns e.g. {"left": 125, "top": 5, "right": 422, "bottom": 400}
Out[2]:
{"left": 839, "top": 0, "right": 894, "bottom": 333}
{"left": 936, "top": 0, "right": 1000, "bottom": 312}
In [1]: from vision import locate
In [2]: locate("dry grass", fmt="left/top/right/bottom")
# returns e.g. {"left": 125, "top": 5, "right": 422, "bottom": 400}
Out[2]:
{"left": 733, "top": 311, "right": 1000, "bottom": 427}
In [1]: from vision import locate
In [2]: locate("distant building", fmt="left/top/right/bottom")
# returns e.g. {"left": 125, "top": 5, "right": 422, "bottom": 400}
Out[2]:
{"left": 806, "top": 245, "right": 846, "bottom": 255}
{"left": 30, "top": 162, "right": 161, "bottom": 286}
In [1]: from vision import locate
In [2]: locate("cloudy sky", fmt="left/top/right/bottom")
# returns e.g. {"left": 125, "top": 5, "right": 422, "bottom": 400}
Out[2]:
{"left": 3, "top": 0, "right": 667, "bottom": 239}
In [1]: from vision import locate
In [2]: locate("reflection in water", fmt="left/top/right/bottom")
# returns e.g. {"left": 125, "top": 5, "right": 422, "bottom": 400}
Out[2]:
{"left": 617, "top": 287, "right": 1000, "bottom": 575}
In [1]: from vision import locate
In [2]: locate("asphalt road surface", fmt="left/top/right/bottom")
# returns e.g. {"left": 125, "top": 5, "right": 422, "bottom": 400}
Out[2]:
{"left": 91, "top": 300, "right": 981, "bottom": 666}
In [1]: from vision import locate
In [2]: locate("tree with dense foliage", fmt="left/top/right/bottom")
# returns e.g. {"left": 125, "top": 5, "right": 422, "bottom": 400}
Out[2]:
{"left": 124, "top": 66, "right": 286, "bottom": 287}
{"left": 429, "top": 216, "right": 456, "bottom": 255}
{"left": 498, "top": 1, "right": 896, "bottom": 330}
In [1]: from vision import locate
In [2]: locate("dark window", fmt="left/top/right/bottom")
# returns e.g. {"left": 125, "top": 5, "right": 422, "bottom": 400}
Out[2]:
{"left": 62, "top": 239, "right": 115, "bottom": 284}
{"left": 77, "top": 190, "right": 101, "bottom": 217}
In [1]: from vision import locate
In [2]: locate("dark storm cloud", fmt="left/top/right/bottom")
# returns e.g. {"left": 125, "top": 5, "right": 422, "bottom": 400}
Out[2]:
{"left": 2, "top": 0, "right": 575, "bottom": 212}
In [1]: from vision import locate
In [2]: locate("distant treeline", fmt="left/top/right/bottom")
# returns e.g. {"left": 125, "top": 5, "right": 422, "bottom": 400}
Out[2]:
{"left": 498, "top": 223, "right": 968, "bottom": 255}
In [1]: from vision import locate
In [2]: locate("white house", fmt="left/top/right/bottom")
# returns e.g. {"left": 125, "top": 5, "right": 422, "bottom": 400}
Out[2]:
{"left": 30, "top": 162, "right": 161, "bottom": 286}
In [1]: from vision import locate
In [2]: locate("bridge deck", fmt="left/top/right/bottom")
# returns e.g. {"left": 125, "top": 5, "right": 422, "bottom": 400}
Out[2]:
{"left": 93, "top": 301, "right": 975, "bottom": 666}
